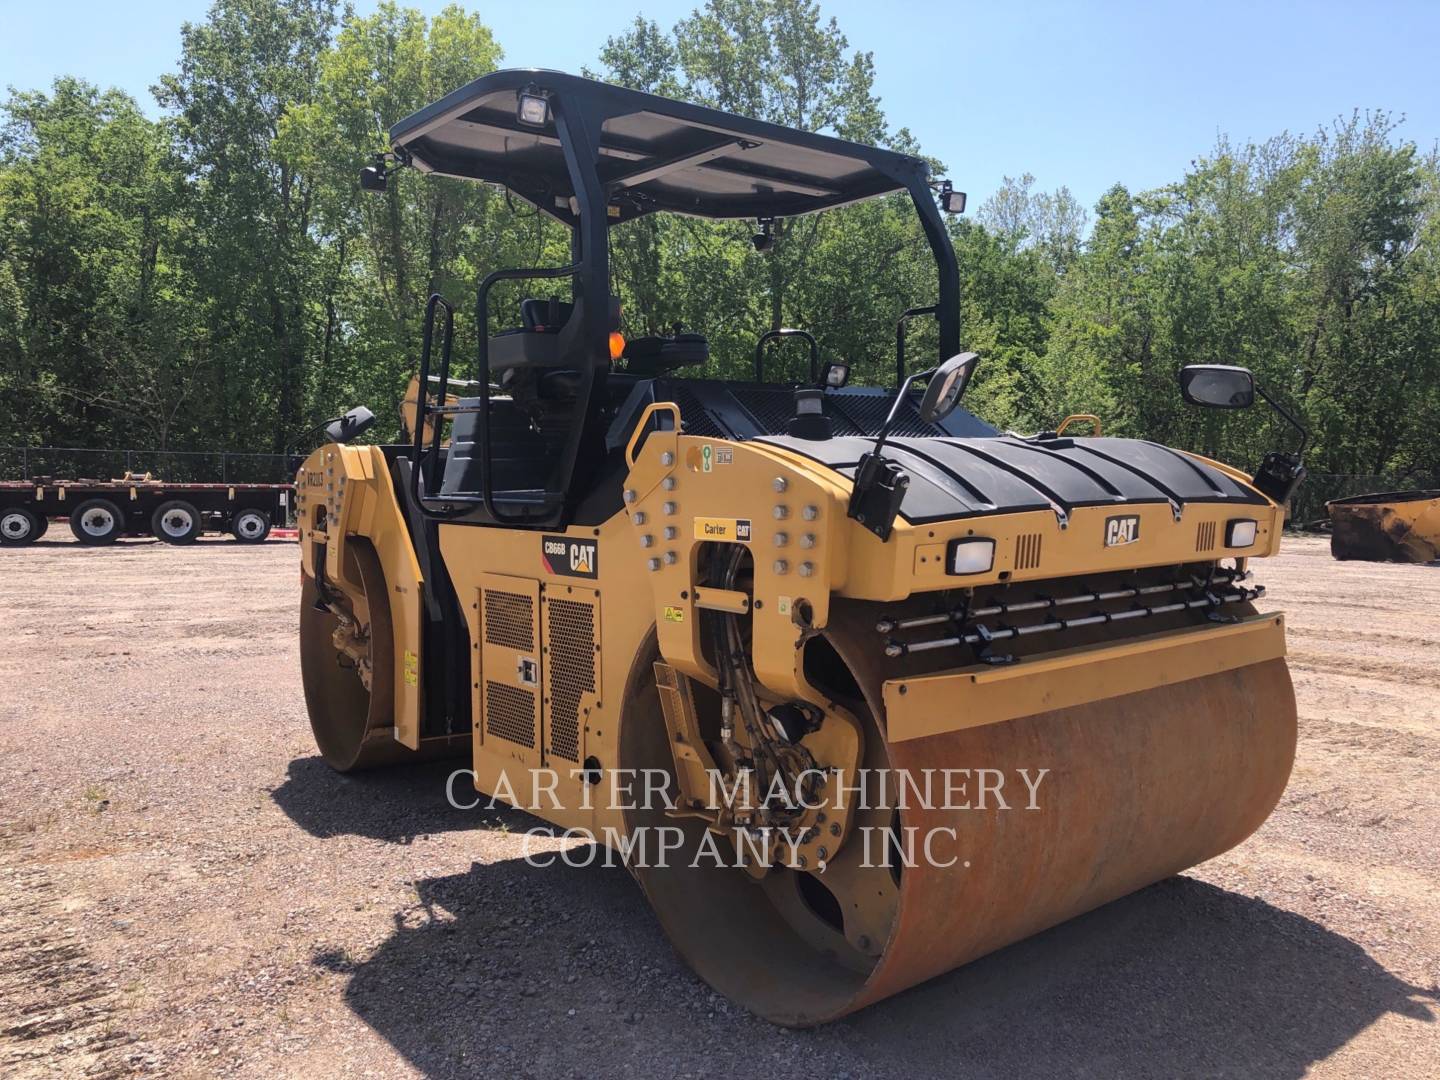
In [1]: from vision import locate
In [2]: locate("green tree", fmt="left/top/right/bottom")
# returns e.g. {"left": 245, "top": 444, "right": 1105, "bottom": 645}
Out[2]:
{"left": 155, "top": 0, "right": 339, "bottom": 452}
{"left": 0, "top": 78, "right": 200, "bottom": 449}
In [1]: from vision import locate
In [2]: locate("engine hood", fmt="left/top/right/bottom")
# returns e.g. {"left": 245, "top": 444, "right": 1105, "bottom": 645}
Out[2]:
{"left": 757, "top": 434, "right": 1268, "bottom": 526}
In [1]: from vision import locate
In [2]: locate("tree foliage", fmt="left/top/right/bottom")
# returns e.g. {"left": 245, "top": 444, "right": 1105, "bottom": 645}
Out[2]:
{"left": 1, "top": 0, "right": 1437, "bottom": 492}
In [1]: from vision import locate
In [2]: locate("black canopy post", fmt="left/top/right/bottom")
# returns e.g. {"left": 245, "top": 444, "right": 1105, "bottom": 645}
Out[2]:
{"left": 905, "top": 177, "right": 961, "bottom": 364}
{"left": 548, "top": 89, "right": 610, "bottom": 507}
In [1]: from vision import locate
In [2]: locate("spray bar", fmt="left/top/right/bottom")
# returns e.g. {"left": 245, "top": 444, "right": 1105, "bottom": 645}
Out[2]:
{"left": 883, "top": 584, "right": 1265, "bottom": 658}
{"left": 876, "top": 570, "right": 1250, "bottom": 635}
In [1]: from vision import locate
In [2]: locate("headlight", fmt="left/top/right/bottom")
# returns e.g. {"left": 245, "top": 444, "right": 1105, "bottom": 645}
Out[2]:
{"left": 947, "top": 537, "right": 995, "bottom": 575}
{"left": 1226, "top": 519, "right": 1258, "bottom": 548}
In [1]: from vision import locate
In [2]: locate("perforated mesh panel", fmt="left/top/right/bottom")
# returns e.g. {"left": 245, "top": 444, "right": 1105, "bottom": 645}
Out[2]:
{"left": 544, "top": 597, "right": 595, "bottom": 762}
{"left": 485, "top": 680, "right": 536, "bottom": 748}
{"left": 484, "top": 590, "right": 534, "bottom": 650}
{"left": 663, "top": 384, "right": 726, "bottom": 438}
{"left": 728, "top": 387, "right": 865, "bottom": 436}
{"left": 830, "top": 393, "right": 937, "bottom": 437}
{"left": 728, "top": 387, "right": 795, "bottom": 433}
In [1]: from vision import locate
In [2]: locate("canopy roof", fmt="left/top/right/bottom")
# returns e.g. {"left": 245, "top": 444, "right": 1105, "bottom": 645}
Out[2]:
{"left": 389, "top": 69, "right": 930, "bottom": 224}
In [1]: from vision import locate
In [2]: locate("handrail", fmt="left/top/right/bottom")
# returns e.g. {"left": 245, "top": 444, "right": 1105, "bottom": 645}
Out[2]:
{"left": 754, "top": 327, "right": 819, "bottom": 383}
{"left": 625, "top": 402, "right": 681, "bottom": 468}
{"left": 895, "top": 305, "right": 937, "bottom": 386}
{"left": 1055, "top": 414, "right": 1102, "bottom": 438}
{"left": 410, "top": 293, "right": 456, "bottom": 514}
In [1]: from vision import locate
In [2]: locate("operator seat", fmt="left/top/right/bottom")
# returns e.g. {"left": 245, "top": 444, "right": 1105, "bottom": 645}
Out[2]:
{"left": 441, "top": 295, "right": 620, "bottom": 501}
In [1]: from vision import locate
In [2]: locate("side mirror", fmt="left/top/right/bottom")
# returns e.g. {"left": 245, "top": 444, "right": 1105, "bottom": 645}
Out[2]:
{"left": 325, "top": 406, "right": 376, "bottom": 444}
{"left": 1180, "top": 365, "right": 1255, "bottom": 409}
{"left": 359, "top": 164, "right": 388, "bottom": 193}
{"left": 919, "top": 352, "right": 980, "bottom": 423}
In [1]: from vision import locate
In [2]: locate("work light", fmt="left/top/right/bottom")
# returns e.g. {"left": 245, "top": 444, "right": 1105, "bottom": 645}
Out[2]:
{"left": 947, "top": 537, "right": 995, "bottom": 575}
{"left": 939, "top": 180, "right": 967, "bottom": 214}
{"left": 516, "top": 89, "right": 549, "bottom": 127}
{"left": 1226, "top": 518, "right": 1258, "bottom": 548}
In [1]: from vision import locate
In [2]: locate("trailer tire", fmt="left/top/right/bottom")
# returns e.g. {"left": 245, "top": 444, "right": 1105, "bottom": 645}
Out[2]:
{"left": 33, "top": 514, "right": 49, "bottom": 539}
{"left": 0, "top": 507, "right": 42, "bottom": 546}
{"left": 152, "top": 500, "right": 203, "bottom": 544}
{"left": 231, "top": 509, "right": 272, "bottom": 543}
{"left": 69, "top": 499, "right": 126, "bottom": 545}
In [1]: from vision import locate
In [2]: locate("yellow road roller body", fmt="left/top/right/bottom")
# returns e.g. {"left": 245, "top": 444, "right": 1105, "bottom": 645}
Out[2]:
{"left": 296, "top": 70, "right": 1300, "bottom": 1025}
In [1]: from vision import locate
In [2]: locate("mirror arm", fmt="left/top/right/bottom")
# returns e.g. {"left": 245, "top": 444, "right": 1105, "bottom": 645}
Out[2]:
{"left": 1254, "top": 382, "right": 1309, "bottom": 460}
{"left": 872, "top": 366, "right": 934, "bottom": 459}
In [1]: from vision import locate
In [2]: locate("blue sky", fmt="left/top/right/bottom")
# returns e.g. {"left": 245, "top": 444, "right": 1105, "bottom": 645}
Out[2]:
{"left": 3, "top": 0, "right": 1437, "bottom": 215}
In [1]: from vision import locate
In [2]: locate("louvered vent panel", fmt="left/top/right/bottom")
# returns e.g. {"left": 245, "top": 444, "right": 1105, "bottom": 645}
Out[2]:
{"left": 1197, "top": 520, "right": 1217, "bottom": 553}
{"left": 484, "top": 589, "right": 534, "bottom": 650}
{"left": 544, "top": 597, "right": 595, "bottom": 762}
{"left": 485, "top": 681, "right": 536, "bottom": 748}
{"left": 1014, "top": 533, "right": 1044, "bottom": 571}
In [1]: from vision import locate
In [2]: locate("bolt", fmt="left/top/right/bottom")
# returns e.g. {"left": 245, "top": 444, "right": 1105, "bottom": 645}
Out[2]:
{"left": 802, "top": 504, "right": 820, "bottom": 521}
{"left": 632, "top": 511, "right": 647, "bottom": 526}
{"left": 660, "top": 451, "right": 675, "bottom": 466}
{"left": 624, "top": 489, "right": 637, "bottom": 503}
{"left": 829, "top": 822, "right": 841, "bottom": 836}
{"left": 647, "top": 557, "right": 661, "bottom": 572}
{"left": 773, "top": 505, "right": 789, "bottom": 520}
{"left": 773, "top": 559, "right": 789, "bottom": 575}
{"left": 662, "top": 476, "right": 677, "bottom": 491}
{"left": 662, "top": 501, "right": 676, "bottom": 515}
{"left": 772, "top": 476, "right": 788, "bottom": 493}
{"left": 639, "top": 534, "right": 654, "bottom": 548}
{"left": 798, "top": 562, "right": 814, "bottom": 577}
{"left": 817, "top": 846, "right": 828, "bottom": 860}
{"left": 800, "top": 533, "right": 816, "bottom": 549}
{"left": 773, "top": 532, "right": 789, "bottom": 547}
{"left": 663, "top": 526, "right": 677, "bottom": 540}
{"left": 663, "top": 551, "right": 678, "bottom": 566}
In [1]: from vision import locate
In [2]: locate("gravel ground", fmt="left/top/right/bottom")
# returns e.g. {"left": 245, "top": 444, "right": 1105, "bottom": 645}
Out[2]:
{"left": 1, "top": 533, "right": 1437, "bottom": 1078}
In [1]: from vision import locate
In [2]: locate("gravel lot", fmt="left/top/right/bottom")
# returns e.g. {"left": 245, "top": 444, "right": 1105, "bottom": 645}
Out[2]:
{"left": 1, "top": 534, "right": 1437, "bottom": 1078}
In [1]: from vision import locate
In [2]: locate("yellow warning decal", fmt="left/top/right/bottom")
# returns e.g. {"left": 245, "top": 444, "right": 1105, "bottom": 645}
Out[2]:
{"left": 663, "top": 605, "right": 685, "bottom": 623}
{"left": 403, "top": 649, "right": 419, "bottom": 687}
{"left": 693, "top": 517, "right": 752, "bottom": 542}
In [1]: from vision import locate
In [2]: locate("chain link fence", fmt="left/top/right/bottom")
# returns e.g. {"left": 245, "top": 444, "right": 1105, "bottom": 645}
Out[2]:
{"left": 5, "top": 447, "right": 1430, "bottom": 528}
{"left": 0, "top": 446, "right": 299, "bottom": 485}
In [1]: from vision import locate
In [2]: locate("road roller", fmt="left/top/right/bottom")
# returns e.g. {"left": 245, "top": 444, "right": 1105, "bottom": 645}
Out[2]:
{"left": 296, "top": 70, "right": 1306, "bottom": 1025}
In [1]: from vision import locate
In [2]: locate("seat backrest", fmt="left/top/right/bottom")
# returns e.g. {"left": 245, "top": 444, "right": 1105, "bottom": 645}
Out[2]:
{"left": 521, "top": 297, "right": 572, "bottom": 332}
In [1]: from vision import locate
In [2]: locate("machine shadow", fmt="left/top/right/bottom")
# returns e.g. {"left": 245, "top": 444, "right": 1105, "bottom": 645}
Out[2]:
{"left": 327, "top": 855, "right": 1434, "bottom": 1078}
{"left": 271, "top": 755, "right": 538, "bottom": 843}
